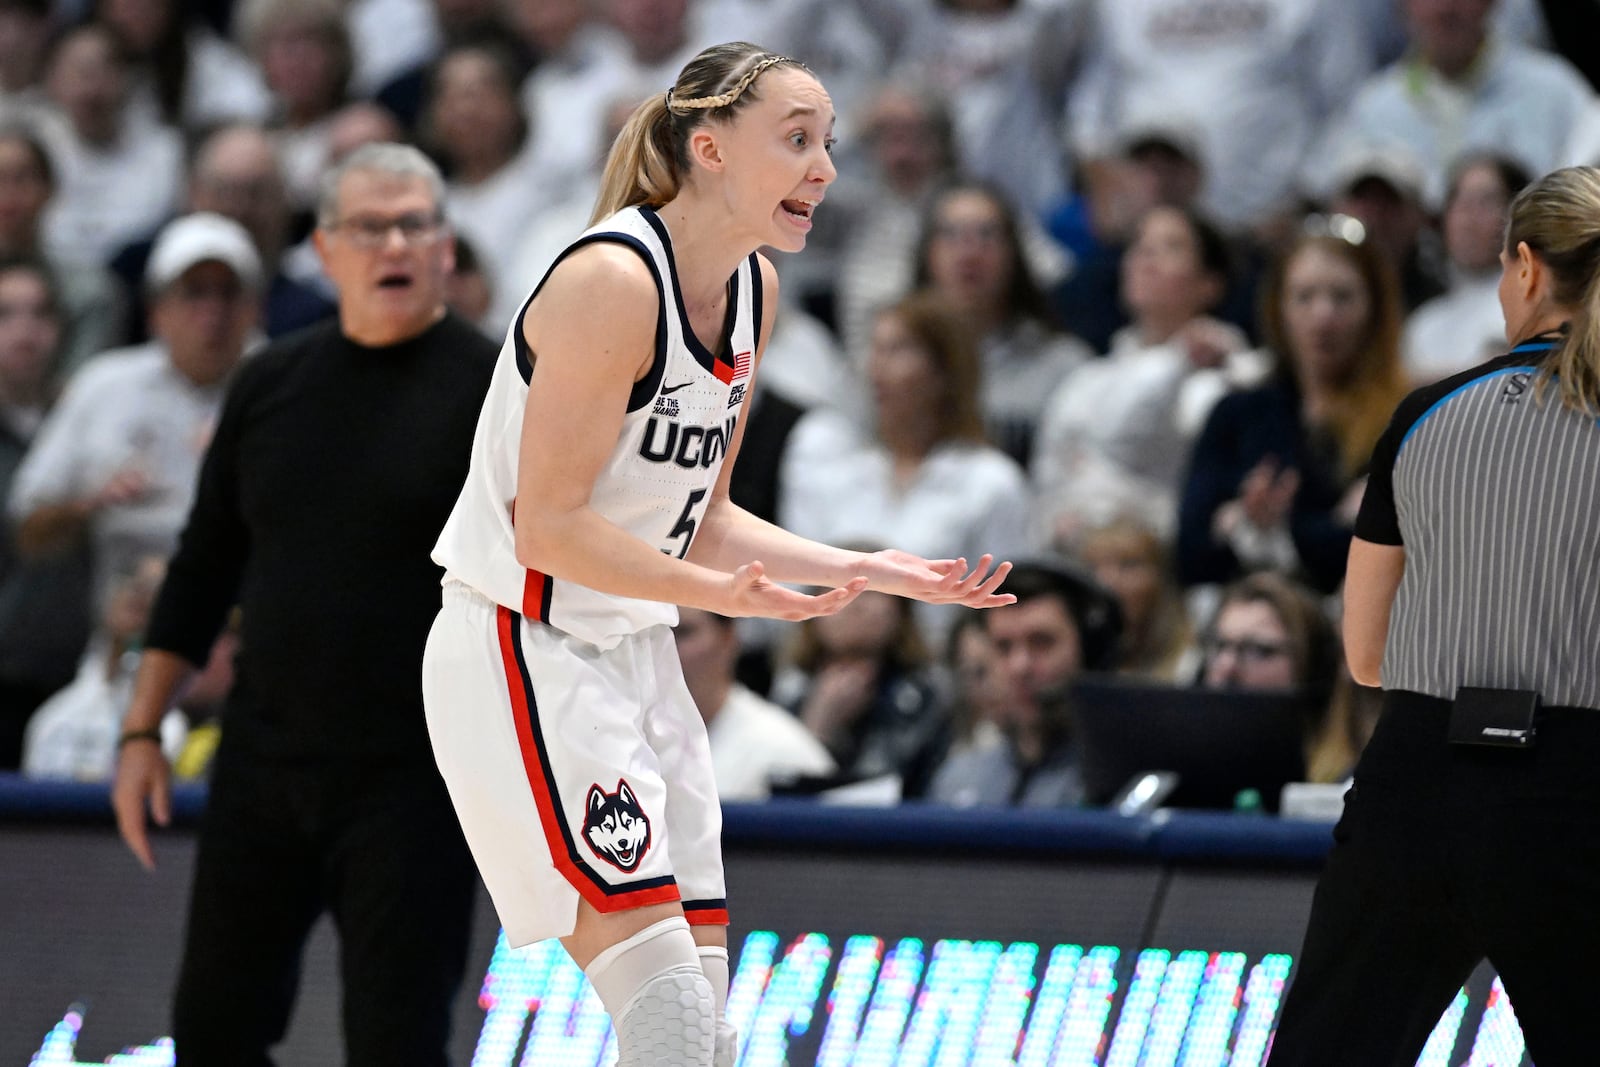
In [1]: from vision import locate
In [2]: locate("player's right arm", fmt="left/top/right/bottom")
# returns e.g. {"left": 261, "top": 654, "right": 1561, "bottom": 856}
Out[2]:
{"left": 513, "top": 244, "right": 864, "bottom": 621}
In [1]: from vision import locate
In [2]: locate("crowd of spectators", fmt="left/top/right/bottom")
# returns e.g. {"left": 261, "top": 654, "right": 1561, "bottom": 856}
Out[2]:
{"left": 0, "top": 0, "right": 1592, "bottom": 812}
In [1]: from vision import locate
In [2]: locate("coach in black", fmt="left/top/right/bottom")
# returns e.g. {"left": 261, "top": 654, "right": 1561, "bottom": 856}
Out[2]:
{"left": 1268, "top": 166, "right": 1600, "bottom": 1064}
{"left": 110, "top": 144, "right": 496, "bottom": 1064}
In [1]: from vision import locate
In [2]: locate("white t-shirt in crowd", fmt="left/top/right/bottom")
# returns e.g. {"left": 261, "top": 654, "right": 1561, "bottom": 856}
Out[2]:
{"left": 706, "top": 684, "right": 836, "bottom": 801}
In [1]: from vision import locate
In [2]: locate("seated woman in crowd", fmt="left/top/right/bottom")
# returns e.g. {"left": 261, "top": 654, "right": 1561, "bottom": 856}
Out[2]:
{"left": 1176, "top": 218, "right": 1408, "bottom": 594}
{"left": 1198, "top": 571, "right": 1357, "bottom": 784}
{"left": 1402, "top": 152, "right": 1531, "bottom": 385}
{"left": 771, "top": 588, "right": 947, "bottom": 800}
{"left": 910, "top": 179, "right": 1090, "bottom": 467}
{"left": 778, "top": 292, "right": 1034, "bottom": 642}
{"left": 1074, "top": 515, "right": 1196, "bottom": 683}
{"left": 1033, "top": 204, "right": 1262, "bottom": 540}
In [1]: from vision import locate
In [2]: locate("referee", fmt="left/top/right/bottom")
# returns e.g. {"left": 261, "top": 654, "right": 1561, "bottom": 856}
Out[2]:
{"left": 1269, "top": 166, "right": 1600, "bottom": 1064}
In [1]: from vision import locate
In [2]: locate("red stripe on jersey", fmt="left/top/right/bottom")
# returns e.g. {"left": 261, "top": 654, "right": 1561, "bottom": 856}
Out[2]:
{"left": 522, "top": 568, "right": 549, "bottom": 622}
{"left": 495, "top": 606, "right": 681, "bottom": 914}
{"left": 712, "top": 359, "right": 735, "bottom": 385}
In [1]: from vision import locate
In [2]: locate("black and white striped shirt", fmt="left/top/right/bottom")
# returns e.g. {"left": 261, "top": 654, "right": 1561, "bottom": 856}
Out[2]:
{"left": 1355, "top": 332, "right": 1600, "bottom": 708}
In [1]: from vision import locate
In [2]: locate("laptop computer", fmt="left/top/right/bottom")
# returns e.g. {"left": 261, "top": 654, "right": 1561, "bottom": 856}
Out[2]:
{"left": 1066, "top": 676, "right": 1313, "bottom": 811}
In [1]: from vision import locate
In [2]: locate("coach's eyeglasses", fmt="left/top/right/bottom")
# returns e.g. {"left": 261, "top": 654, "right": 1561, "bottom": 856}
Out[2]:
{"left": 1300, "top": 212, "right": 1367, "bottom": 247}
{"left": 328, "top": 212, "right": 445, "bottom": 249}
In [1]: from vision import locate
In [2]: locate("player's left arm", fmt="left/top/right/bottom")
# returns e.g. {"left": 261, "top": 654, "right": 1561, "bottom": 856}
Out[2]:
{"left": 688, "top": 256, "right": 1013, "bottom": 609}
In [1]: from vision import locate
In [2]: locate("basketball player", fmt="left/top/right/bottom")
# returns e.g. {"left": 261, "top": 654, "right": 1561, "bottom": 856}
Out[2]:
{"left": 422, "top": 43, "right": 1014, "bottom": 1067}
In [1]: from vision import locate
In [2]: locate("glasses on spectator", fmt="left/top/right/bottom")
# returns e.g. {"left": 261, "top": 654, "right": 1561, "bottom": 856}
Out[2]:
{"left": 1201, "top": 635, "right": 1291, "bottom": 664}
{"left": 329, "top": 212, "right": 444, "bottom": 249}
{"left": 1301, "top": 212, "right": 1367, "bottom": 246}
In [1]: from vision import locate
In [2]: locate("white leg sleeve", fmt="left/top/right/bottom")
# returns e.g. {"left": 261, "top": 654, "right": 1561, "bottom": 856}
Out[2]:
{"left": 584, "top": 917, "right": 714, "bottom": 1067}
{"left": 698, "top": 945, "right": 738, "bottom": 1067}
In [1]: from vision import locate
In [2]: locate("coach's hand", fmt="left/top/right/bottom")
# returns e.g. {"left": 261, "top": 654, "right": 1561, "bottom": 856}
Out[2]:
{"left": 112, "top": 739, "right": 172, "bottom": 871}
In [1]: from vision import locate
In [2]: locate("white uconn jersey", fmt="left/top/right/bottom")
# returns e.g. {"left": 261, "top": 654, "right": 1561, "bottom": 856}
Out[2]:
{"left": 433, "top": 205, "right": 760, "bottom": 649}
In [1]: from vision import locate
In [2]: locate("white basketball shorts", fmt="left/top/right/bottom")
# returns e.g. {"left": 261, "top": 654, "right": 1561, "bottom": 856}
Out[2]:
{"left": 423, "top": 580, "right": 727, "bottom": 947}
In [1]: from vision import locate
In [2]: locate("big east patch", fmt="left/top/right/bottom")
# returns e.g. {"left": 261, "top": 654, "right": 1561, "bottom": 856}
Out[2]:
{"left": 583, "top": 779, "right": 651, "bottom": 872}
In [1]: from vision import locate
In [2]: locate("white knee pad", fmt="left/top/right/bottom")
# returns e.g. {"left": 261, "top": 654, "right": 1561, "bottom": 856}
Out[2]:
{"left": 584, "top": 917, "right": 715, "bottom": 1067}
{"left": 697, "top": 945, "right": 738, "bottom": 1067}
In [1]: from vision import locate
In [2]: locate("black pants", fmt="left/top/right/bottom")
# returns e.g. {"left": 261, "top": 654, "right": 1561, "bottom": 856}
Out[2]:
{"left": 171, "top": 745, "right": 478, "bottom": 1066}
{"left": 1269, "top": 690, "right": 1600, "bottom": 1066}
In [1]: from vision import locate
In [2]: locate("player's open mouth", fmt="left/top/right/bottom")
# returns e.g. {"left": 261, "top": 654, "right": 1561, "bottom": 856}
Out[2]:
{"left": 377, "top": 272, "right": 413, "bottom": 289}
{"left": 781, "top": 198, "right": 817, "bottom": 226}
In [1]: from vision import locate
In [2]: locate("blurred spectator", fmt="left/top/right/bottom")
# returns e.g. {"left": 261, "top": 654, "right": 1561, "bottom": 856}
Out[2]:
{"left": 1321, "top": 143, "right": 1447, "bottom": 312}
{"left": 0, "top": 123, "right": 125, "bottom": 379}
{"left": 0, "top": 255, "right": 92, "bottom": 767}
{"left": 1047, "top": 121, "right": 1209, "bottom": 351}
{"left": 778, "top": 293, "right": 1034, "bottom": 641}
{"left": 20, "top": 554, "right": 184, "bottom": 778}
{"left": 1177, "top": 222, "right": 1408, "bottom": 594}
{"left": 345, "top": 0, "right": 442, "bottom": 97}
{"left": 97, "top": 0, "right": 270, "bottom": 129}
{"left": 1076, "top": 516, "right": 1196, "bottom": 683}
{"left": 0, "top": 0, "right": 52, "bottom": 122}
{"left": 1316, "top": 0, "right": 1593, "bottom": 209}
{"left": 927, "top": 558, "right": 1120, "bottom": 808}
{"left": 374, "top": 0, "right": 528, "bottom": 132}
{"left": 1403, "top": 152, "right": 1531, "bottom": 383}
{"left": 939, "top": 611, "right": 1006, "bottom": 759}
{"left": 426, "top": 42, "right": 543, "bottom": 328}
{"left": 10, "top": 212, "right": 260, "bottom": 615}
{"left": 911, "top": 180, "right": 1089, "bottom": 467}
{"left": 1197, "top": 571, "right": 1353, "bottom": 784}
{"left": 674, "top": 607, "right": 835, "bottom": 801}
{"left": 38, "top": 22, "right": 184, "bottom": 269}
{"left": 108, "top": 123, "right": 334, "bottom": 343}
{"left": 443, "top": 230, "right": 492, "bottom": 330}
{"left": 1068, "top": 0, "right": 1372, "bottom": 230}
{"left": 1034, "top": 205, "right": 1261, "bottom": 540}
{"left": 830, "top": 78, "right": 961, "bottom": 359}
{"left": 773, "top": 588, "right": 945, "bottom": 799}
{"left": 236, "top": 0, "right": 354, "bottom": 213}
{"left": 518, "top": 0, "right": 707, "bottom": 208}
{"left": 865, "top": 0, "right": 1085, "bottom": 214}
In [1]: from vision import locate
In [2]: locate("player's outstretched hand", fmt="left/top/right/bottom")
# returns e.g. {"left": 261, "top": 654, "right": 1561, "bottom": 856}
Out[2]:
{"left": 111, "top": 740, "right": 171, "bottom": 871}
{"left": 723, "top": 560, "right": 870, "bottom": 621}
{"left": 857, "top": 550, "right": 1016, "bottom": 609}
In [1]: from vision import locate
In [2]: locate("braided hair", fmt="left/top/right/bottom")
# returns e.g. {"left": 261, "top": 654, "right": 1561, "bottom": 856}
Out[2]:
{"left": 590, "top": 43, "right": 809, "bottom": 223}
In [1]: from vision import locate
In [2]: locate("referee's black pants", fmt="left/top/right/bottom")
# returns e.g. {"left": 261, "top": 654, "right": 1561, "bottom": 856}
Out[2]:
{"left": 171, "top": 742, "right": 478, "bottom": 1066}
{"left": 1269, "top": 690, "right": 1600, "bottom": 1066}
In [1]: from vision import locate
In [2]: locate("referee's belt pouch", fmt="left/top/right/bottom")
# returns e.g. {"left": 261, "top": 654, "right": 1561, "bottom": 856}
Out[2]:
{"left": 1449, "top": 687, "right": 1541, "bottom": 748}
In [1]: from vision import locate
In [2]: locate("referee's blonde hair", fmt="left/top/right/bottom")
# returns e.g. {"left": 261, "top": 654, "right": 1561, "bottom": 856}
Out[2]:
{"left": 590, "top": 43, "right": 808, "bottom": 225}
{"left": 1505, "top": 165, "right": 1600, "bottom": 413}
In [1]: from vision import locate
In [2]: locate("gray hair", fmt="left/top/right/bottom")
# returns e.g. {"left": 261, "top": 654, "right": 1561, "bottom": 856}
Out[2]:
{"left": 316, "top": 142, "right": 446, "bottom": 229}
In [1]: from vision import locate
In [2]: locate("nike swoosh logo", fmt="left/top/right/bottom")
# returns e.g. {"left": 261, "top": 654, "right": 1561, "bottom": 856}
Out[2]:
{"left": 661, "top": 382, "right": 692, "bottom": 395}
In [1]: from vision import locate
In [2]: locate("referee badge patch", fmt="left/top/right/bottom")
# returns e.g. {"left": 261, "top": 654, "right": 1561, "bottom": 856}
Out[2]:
{"left": 582, "top": 779, "right": 652, "bottom": 873}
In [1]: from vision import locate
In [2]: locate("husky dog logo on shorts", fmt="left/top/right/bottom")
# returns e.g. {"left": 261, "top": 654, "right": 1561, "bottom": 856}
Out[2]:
{"left": 583, "top": 779, "right": 652, "bottom": 872}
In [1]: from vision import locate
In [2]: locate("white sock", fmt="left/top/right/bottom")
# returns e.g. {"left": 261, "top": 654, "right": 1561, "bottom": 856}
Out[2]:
{"left": 698, "top": 944, "right": 738, "bottom": 1067}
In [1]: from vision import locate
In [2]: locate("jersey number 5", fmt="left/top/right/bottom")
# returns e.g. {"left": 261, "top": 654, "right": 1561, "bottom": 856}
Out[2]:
{"left": 667, "top": 489, "right": 707, "bottom": 559}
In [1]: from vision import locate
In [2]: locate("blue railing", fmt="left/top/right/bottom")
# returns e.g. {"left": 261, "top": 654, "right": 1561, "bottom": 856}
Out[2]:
{"left": 0, "top": 772, "right": 1336, "bottom": 865}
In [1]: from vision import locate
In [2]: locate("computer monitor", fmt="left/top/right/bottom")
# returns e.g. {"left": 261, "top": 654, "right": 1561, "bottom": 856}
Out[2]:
{"left": 1067, "top": 676, "right": 1313, "bottom": 811}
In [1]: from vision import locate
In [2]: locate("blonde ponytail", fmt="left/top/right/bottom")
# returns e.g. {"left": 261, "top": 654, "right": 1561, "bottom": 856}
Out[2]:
{"left": 588, "top": 42, "right": 807, "bottom": 226}
{"left": 590, "top": 92, "right": 679, "bottom": 224}
{"left": 1504, "top": 165, "right": 1600, "bottom": 413}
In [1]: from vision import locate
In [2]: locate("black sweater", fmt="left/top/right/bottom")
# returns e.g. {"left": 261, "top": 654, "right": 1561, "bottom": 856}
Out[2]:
{"left": 146, "top": 313, "right": 497, "bottom": 762}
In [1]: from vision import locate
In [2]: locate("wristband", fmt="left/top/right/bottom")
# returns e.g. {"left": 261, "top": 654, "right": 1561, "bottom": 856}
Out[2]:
{"left": 117, "top": 727, "right": 163, "bottom": 749}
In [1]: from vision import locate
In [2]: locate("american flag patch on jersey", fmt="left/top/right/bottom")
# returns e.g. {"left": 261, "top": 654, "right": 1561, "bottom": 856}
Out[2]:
{"left": 732, "top": 350, "right": 751, "bottom": 381}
